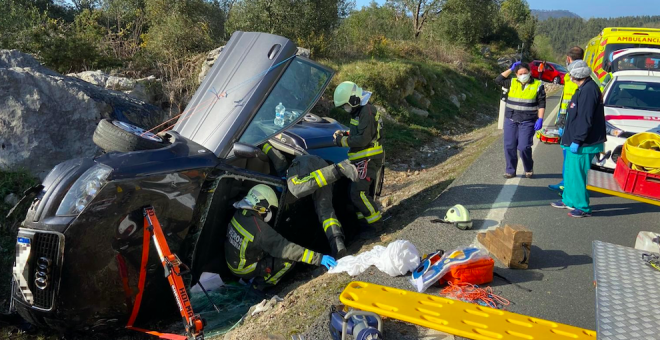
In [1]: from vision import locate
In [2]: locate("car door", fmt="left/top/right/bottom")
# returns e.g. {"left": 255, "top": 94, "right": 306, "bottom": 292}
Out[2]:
{"left": 544, "top": 64, "right": 555, "bottom": 82}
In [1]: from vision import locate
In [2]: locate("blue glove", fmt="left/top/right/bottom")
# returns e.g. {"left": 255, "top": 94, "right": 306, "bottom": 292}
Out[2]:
{"left": 558, "top": 128, "right": 564, "bottom": 137}
{"left": 510, "top": 61, "right": 521, "bottom": 71}
{"left": 534, "top": 118, "right": 543, "bottom": 131}
{"left": 570, "top": 142, "right": 580, "bottom": 154}
{"left": 320, "top": 255, "right": 337, "bottom": 270}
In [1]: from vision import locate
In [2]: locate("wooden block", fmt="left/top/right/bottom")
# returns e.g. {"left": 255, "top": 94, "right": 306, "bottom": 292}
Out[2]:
{"left": 477, "top": 225, "right": 532, "bottom": 269}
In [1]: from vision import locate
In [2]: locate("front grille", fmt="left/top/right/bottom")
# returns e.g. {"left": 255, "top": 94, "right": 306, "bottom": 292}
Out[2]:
{"left": 29, "top": 233, "right": 61, "bottom": 309}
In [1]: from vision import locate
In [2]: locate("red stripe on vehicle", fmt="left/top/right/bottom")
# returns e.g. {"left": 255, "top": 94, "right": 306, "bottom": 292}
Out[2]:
{"left": 597, "top": 71, "right": 607, "bottom": 78}
{"left": 597, "top": 51, "right": 605, "bottom": 59}
{"left": 595, "top": 63, "right": 603, "bottom": 71}
{"left": 606, "top": 115, "right": 660, "bottom": 121}
{"left": 601, "top": 39, "right": 608, "bottom": 46}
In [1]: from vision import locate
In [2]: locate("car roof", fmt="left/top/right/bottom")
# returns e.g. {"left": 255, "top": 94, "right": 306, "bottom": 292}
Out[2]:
{"left": 613, "top": 71, "right": 660, "bottom": 81}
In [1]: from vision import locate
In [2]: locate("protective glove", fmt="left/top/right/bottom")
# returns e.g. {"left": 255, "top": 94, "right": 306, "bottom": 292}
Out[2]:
{"left": 558, "top": 127, "right": 564, "bottom": 137}
{"left": 336, "top": 159, "right": 358, "bottom": 182}
{"left": 510, "top": 61, "right": 521, "bottom": 71}
{"left": 570, "top": 142, "right": 580, "bottom": 154}
{"left": 320, "top": 255, "right": 337, "bottom": 270}
{"left": 334, "top": 135, "right": 347, "bottom": 147}
{"left": 534, "top": 118, "right": 543, "bottom": 131}
{"left": 333, "top": 130, "right": 344, "bottom": 140}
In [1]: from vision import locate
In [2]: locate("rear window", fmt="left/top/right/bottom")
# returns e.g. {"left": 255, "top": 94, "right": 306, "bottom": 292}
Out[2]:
{"left": 239, "top": 58, "right": 332, "bottom": 146}
{"left": 612, "top": 52, "right": 660, "bottom": 72}
{"left": 604, "top": 44, "right": 660, "bottom": 69}
{"left": 605, "top": 80, "right": 660, "bottom": 111}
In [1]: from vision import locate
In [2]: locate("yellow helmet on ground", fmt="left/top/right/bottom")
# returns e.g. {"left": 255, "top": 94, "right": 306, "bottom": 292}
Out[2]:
{"left": 444, "top": 204, "right": 473, "bottom": 230}
{"left": 333, "top": 81, "right": 363, "bottom": 108}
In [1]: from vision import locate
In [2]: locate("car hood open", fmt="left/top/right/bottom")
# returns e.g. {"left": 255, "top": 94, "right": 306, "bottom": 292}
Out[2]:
{"left": 174, "top": 31, "right": 334, "bottom": 158}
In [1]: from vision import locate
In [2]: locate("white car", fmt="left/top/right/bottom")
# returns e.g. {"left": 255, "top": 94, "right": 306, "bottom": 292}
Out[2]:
{"left": 593, "top": 70, "right": 660, "bottom": 170}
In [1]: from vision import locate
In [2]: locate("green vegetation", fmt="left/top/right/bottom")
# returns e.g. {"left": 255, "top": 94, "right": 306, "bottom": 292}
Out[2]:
{"left": 536, "top": 15, "right": 660, "bottom": 60}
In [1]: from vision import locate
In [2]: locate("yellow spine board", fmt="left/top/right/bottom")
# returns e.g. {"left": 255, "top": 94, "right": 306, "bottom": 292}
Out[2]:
{"left": 340, "top": 281, "right": 597, "bottom": 340}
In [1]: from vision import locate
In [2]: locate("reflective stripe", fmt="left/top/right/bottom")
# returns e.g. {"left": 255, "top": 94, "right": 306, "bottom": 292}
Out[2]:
{"left": 505, "top": 103, "right": 538, "bottom": 111}
{"left": 290, "top": 174, "right": 314, "bottom": 185}
{"left": 265, "top": 262, "right": 291, "bottom": 284}
{"left": 312, "top": 170, "right": 328, "bottom": 187}
{"left": 348, "top": 146, "right": 383, "bottom": 161}
{"left": 227, "top": 261, "right": 257, "bottom": 275}
{"left": 323, "top": 218, "right": 341, "bottom": 232}
{"left": 512, "top": 97, "right": 537, "bottom": 103}
{"left": 366, "top": 211, "right": 382, "bottom": 224}
{"left": 356, "top": 212, "right": 364, "bottom": 219}
{"left": 360, "top": 192, "right": 376, "bottom": 215}
{"left": 262, "top": 143, "right": 272, "bottom": 154}
{"left": 341, "top": 136, "right": 349, "bottom": 147}
{"left": 230, "top": 217, "right": 255, "bottom": 273}
{"left": 350, "top": 119, "right": 359, "bottom": 126}
{"left": 301, "top": 249, "right": 315, "bottom": 264}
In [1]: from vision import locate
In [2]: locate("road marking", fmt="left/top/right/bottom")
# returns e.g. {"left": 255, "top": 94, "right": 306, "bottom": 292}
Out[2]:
{"left": 477, "top": 100, "right": 560, "bottom": 231}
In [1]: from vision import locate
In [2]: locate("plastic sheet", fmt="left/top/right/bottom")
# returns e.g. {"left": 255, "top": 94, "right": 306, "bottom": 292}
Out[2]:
{"left": 328, "top": 240, "right": 420, "bottom": 276}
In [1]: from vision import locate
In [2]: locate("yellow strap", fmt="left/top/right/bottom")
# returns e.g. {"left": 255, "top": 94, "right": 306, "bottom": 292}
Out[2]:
{"left": 323, "top": 218, "right": 341, "bottom": 232}
{"left": 348, "top": 146, "right": 383, "bottom": 161}
{"left": 340, "top": 281, "right": 597, "bottom": 340}
{"left": 262, "top": 143, "right": 272, "bottom": 154}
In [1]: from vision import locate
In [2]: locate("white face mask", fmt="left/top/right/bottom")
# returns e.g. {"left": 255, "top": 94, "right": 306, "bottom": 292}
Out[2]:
{"left": 517, "top": 73, "right": 531, "bottom": 83}
{"left": 343, "top": 104, "right": 353, "bottom": 113}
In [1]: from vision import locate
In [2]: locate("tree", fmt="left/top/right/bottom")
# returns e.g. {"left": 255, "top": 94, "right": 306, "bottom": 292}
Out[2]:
{"left": 499, "top": 0, "right": 535, "bottom": 54}
{"left": 435, "top": 0, "right": 497, "bottom": 45}
{"left": 387, "top": 0, "right": 445, "bottom": 38}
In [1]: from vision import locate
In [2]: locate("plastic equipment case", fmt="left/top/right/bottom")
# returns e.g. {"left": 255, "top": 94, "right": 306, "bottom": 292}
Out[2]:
{"left": 535, "top": 127, "right": 560, "bottom": 144}
{"left": 614, "top": 158, "right": 660, "bottom": 200}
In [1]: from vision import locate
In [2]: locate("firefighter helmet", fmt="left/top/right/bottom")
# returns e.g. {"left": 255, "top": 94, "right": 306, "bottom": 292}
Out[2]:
{"left": 443, "top": 204, "right": 473, "bottom": 230}
{"left": 333, "top": 81, "right": 363, "bottom": 108}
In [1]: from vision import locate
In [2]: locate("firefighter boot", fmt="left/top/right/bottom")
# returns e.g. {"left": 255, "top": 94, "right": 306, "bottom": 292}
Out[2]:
{"left": 330, "top": 236, "right": 347, "bottom": 259}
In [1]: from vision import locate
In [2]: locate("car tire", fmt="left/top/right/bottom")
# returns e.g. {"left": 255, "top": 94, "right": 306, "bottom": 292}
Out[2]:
{"left": 553, "top": 77, "right": 560, "bottom": 84}
{"left": 93, "top": 119, "right": 165, "bottom": 153}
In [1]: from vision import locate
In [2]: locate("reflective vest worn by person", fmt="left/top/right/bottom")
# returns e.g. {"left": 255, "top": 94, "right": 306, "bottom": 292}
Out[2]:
{"left": 333, "top": 81, "right": 385, "bottom": 232}
{"left": 557, "top": 68, "right": 579, "bottom": 127}
{"left": 505, "top": 78, "right": 543, "bottom": 122}
{"left": 224, "top": 184, "right": 335, "bottom": 286}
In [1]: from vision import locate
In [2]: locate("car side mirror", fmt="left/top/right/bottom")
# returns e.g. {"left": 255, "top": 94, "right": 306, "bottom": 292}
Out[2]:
{"left": 232, "top": 143, "right": 269, "bottom": 162}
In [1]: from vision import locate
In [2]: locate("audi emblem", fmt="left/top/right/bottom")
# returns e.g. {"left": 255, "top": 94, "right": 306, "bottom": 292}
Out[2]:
{"left": 34, "top": 257, "right": 52, "bottom": 290}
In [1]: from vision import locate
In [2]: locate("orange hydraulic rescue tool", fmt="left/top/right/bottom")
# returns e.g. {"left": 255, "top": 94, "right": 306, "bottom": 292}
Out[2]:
{"left": 126, "top": 206, "right": 205, "bottom": 340}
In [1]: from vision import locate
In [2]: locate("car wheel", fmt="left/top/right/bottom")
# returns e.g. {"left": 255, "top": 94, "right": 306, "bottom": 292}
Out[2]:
{"left": 553, "top": 77, "right": 560, "bottom": 84}
{"left": 93, "top": 119, "right": 165, "bottom": 153}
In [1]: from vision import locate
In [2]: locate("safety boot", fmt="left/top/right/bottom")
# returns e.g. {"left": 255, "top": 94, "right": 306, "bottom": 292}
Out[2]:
{"left": 330, "top": 236, "right": 347, "bottom": 259}
{"left": 335, "top": 160, "right": 358, "bottom": 182}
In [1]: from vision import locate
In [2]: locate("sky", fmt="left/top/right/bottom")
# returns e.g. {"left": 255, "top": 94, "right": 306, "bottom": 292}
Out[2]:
{"left": 354, "top": 0, "right": 660, "bottom": 19}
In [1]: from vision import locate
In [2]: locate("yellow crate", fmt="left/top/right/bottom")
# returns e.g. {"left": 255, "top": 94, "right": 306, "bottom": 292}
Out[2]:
{"left": 340, "top": 281, "right": 597, "bottom": 340}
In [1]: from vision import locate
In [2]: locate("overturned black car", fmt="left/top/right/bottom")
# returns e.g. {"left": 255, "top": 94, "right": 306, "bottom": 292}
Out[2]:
{"left": 10, "top": 32, "right": 384, "bottom": 331}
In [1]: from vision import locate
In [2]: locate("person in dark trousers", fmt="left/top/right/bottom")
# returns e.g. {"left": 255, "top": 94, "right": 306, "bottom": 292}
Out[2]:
{"left": 333, "top": 81, "right": 384, "bottom": 238}
{"left": 225, "top": 184, "right": 337, "bottom": 288}
{"left": 495, "top": 62, "right": 546, "bottom": 178}
{"left": 549, "top": 46, "right": 585, "bottom": 193}
{"left": 550, "top": 60, "right": 606, "bottom": 218}
{"left": 538, "top": 61, "right": 546, "bottom": 81}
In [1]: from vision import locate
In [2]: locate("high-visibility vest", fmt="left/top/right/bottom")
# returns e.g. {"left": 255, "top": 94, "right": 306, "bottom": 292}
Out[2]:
{"left": 505, "top": 79, "right": 541, "bottom": 116}
{"left": 559, "top": 73, "right": 578, "bottom": 116}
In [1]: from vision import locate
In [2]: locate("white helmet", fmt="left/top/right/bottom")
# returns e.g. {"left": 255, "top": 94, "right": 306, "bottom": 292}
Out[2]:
{"left": 234, "top": 184, "right": 279, "bottom": 221}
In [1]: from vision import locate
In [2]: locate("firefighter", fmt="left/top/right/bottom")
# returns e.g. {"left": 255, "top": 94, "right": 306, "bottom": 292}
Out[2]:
{"left": 225, "top": 184, "right": 337, "bottom": 287}
{"left": 261, "top": 143, "right": 358, "bottom": 258}
{"left": 549, "top": 46, "right": 585, "bottom": 193}
{"left": 332, "top": 81, "right": 384, "bottom": 238}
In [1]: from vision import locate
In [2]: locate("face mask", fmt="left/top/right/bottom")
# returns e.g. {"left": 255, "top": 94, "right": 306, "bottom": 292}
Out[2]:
{"left": 517, "top": 74, "right": 530, "bottom": 83}
{"left": 343, "top": 104, "right": 353, "bottom": 113}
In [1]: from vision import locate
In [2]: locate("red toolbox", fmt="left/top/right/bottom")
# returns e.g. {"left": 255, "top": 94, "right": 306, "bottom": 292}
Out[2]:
{"left": 614, "top": 158, "right": 660, "bottom": 199}
{"left": 535, "top": 127, "right": 560, "bottom": 144}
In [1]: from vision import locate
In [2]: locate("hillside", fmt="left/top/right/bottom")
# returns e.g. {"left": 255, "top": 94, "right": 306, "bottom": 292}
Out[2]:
{"left": 532, "top": 9, "right": 580, "bottom": 21}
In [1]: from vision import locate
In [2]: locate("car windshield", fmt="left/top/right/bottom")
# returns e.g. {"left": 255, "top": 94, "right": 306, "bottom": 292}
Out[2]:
{"left": 239, "top": 58, "right": 332, "bottom": 145}
{"left": 612, "top": 52, "right": 660, "bottom": 72}
{"left": 553, "top": 64, "right": 568, "bottom": 72}
{"left": 604, "top": 44, "right": 660, "bottom": 71}
{"left": 605, "top": 80, "right": 660, "bottom": 111}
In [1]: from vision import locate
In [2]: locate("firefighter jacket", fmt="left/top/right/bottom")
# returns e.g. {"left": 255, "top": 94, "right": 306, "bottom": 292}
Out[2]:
{"left": 495, "top": 75, "right": 546, "bottom": 123}
{"left": 286, "top": 155, "right": 342, "bottom": 199}
{"left": 338, "top": 104, "right": 384, "bottom": 161}
{"left": 225, "top": 209, "right": 321, "bottom": 276}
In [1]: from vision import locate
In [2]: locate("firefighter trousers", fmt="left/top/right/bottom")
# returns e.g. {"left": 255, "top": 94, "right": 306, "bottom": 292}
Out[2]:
{"left": 251, "top": 257, "right": 296, "bottom": 288}
{"left": 286, "top": 156, "right": 344, "bottom": 241}
{"left": 350, "top": 157, "right": 383, "bottom": 226}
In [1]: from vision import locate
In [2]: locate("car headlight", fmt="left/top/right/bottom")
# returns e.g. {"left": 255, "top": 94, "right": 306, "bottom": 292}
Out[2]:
{"left": 606, "top": 121, "right": 625, "bottom": 137}
{"left": 56, "top": 164, "right": 112, "bottom": 216}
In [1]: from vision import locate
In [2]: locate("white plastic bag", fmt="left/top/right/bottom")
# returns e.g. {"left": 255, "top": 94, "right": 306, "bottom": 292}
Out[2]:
{"left": 329, "top": 240, "right": 420, "bottom": 277}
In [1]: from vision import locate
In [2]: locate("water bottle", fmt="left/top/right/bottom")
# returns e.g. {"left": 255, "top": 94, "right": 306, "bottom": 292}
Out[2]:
{"left": 274, "top": 102, "right": 285, "bottom": 127}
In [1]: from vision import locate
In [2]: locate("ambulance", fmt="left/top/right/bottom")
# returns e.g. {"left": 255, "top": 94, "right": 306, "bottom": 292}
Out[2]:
{"left": 584, "top": 27, "right": 660, "bottom": 87}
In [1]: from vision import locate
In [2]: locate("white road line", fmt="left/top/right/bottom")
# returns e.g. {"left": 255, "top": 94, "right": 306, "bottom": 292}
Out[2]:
{"left": 477, "top": 100, "right": 560, "bottom": 231}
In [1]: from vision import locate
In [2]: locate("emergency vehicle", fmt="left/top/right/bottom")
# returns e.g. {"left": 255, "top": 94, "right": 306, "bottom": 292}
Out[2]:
{"left": 584, "top": 27, "right": 660, "bottom": 87}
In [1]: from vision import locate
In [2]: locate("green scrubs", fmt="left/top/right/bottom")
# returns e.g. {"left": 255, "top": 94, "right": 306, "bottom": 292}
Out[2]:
{"left": 561, "top": 143, "right": 604, "bottom": 213}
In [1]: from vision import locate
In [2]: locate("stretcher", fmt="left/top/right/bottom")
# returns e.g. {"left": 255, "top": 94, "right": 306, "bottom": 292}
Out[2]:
{"left": 339, "top": 281, "right": 596, "bottom": 340}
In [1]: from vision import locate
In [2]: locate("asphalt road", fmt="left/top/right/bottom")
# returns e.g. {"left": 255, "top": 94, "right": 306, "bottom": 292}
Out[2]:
{"left": 301, "top": 92, "right": 660, "bottom": 339}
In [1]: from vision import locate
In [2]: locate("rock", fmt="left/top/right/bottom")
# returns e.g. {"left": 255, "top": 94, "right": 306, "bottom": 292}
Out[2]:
{"left": 198, "top": 46, "right": 311, "bottom": 84}
{"left": 460, "top": 93, "right": 467, "bottom": 101}
{"left": 412, "top": 91, "right": 431, "bottom": 109}
{"left": 450, "top": 95, "right": 461, "bottom": 108}
{"left": 410, "top": 107, "right": 429, "bottom": 118}
{"left": 0, "top": 50, "right": 166, "bottom": 179}
{"left": 403, "top": 78, "right": 415, "bottom": 98}
{"left": 4, "top": 193, "right": 19, "bottom": 206}
{"left": 68, "top": 71, "right": 164, "bottom": 106}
